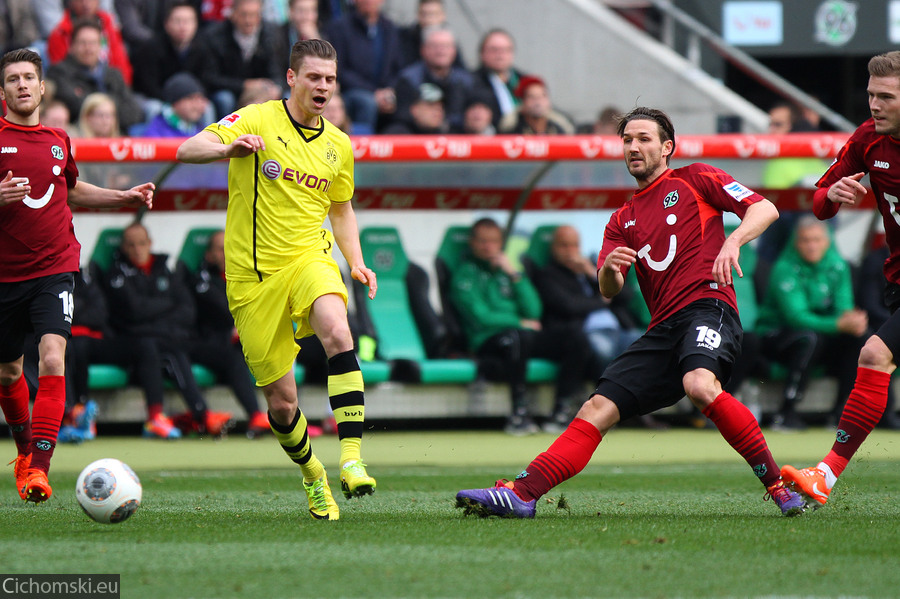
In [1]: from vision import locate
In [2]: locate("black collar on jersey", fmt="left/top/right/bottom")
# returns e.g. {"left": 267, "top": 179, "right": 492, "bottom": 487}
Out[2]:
{"left": 282, "top": 99, "right": 324, "bottom": 143}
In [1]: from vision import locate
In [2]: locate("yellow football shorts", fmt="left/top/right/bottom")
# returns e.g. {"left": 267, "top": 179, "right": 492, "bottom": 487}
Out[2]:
{"left": 227, "top": 253, "right": 348, "bottom": 387}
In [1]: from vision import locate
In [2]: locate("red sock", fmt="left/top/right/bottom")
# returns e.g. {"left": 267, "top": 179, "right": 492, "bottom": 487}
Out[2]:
{"left": 0, "top": 375, "right": 32, "bottom": 455}
{"left": 147, "top": 403, "right": 163, "bottom": 421}
{"left": 703, "top": 391, "right": 780, "bottom": 487}
{"left": 513, "top": 417, "right": 603, "bottom": 502}
{"left": 29, "top": 376, "right": 66, "bottom": 473}
{"left": 823, "top": 367, "right": 890, "bottom": 478}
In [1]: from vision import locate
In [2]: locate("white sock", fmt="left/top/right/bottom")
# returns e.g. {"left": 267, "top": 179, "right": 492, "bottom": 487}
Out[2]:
{"left": 817, "top": 461, "right": 837, "bottom": 489}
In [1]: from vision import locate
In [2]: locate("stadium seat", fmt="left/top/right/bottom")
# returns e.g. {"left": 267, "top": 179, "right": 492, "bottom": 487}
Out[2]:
{"left": 87, "top": 364, "right": 129, "bottom": 389}
{"left": 355, "top": 226, "right": 477, "bottom": 384}
{"left": 89, "top": 227, "right": 125, "bottom": 275}
{"left": 433, "top": 225, "right": 558, "bottom": 383}
{"left": 520, "top": 223, "right": 561, "bottom": 279}
{"left": 178, "top": 227, "right": 222, "bottom": 273}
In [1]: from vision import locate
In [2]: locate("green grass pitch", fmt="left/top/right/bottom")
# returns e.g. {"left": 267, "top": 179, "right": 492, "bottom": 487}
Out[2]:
{"left": 1, "top": 428, "right": 899, "bottom": 598}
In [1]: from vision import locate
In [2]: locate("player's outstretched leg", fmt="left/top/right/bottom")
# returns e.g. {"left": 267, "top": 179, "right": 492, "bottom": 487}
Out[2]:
{"left": 782, "top": 366, "right": 890, "bottom": 509}
{"left": 702, "top": 391, "right": 806, "bottom": 516}
{"left": 1, "top": 375, "right": 34, "bottom": 499}
{"left": 456, "top": 417, "right": 603, "bottom": 518}
{"left": 327, "top": 350, "right": 376, "bottom": 499}
{"left": 269, "top": 408, "right": 339, "bottom": 520}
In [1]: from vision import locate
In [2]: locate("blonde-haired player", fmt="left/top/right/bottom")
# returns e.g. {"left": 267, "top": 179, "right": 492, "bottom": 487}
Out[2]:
{"left": 177, "top": 39, "right": 377, "bottom": 520}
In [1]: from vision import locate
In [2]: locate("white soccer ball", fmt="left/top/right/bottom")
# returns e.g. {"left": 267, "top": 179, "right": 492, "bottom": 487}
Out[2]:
{"left": 75, "top": 458, "right": 142, "bottom": 524}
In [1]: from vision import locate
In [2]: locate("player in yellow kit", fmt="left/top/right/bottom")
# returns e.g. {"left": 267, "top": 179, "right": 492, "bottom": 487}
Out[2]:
{"left": 177, "top": 39, "right": 377, "bottom": 520}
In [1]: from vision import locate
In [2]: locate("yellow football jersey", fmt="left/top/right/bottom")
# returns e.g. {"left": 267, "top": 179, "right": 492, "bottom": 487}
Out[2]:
{"left": 205, "top": 99, "right": 354, "bottom": 281}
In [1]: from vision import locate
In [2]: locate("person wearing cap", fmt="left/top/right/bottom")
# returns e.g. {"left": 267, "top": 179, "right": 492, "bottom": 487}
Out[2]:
{"left": 392, "top": 25, "right": 473, "bottom": 131}
{"left": 140, "top": 72, "right": 211, "bottom": 137}
{"left": 382, "top": 82, "right": 449, "bottom": 134}
{"left": 499, "top": 75, "right": 575, "bottom": 135}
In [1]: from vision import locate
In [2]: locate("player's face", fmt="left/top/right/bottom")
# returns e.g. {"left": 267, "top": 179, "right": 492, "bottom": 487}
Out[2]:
{"left": 867, "top": 75, "right": 900, "bottom": 137}
{"left": 622, "top": 119, "right": 672, "bottom": 187}
{"left": 0, "top": 62, "right": 44, "bottom": 119}
{"left": 287, "top": 56, "right": 337, "bottom": 126}
{"left": 794, "top": 223, "right": 829, "bottom": 264}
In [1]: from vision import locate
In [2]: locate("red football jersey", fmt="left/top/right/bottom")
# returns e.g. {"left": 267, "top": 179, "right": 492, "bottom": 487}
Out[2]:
{"left": 599, "top": 163, "right": 764, "bottom": 329}
{"left": 0, "top": 118, "right": 80, "bottom": 282}
{"left": 814, "top": 119, "right": 900, "bottom": 284}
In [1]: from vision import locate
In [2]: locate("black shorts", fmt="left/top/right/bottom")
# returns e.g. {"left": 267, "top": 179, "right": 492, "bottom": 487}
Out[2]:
{"left": 0, "top": 273, "right": 75, "bottom": 363}
{"left": 595, "top": 298, "right": 742, "bottom": 421}
{"left": 875, "top": 282, "right": 900, "bottom": 358}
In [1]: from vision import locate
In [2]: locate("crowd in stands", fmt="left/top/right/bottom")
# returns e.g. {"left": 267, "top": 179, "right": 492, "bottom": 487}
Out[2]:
{"left": 7, "top": 0, "right": 623, "bottom": 138}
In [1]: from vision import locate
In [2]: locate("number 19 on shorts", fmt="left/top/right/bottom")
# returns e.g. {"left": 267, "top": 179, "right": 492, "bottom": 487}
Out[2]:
{"left": 695, "top": 325, "right": 721, "bottom": 350}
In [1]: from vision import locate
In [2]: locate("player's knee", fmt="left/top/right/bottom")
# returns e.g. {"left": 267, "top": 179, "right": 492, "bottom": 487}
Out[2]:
{"left": 574, "top": 394, "right": 619, "bottom": 434}
{"left": 0, "top": 366, "right": 23, "bottom": 387}
{"left": 682, "top": 370, "right": 720, "bottom": 406}
{"left": 38, "top": 352, "right": 65, "bottom": 376}
{"left": 858, "top": 337, "right": 895, "bottom": 372}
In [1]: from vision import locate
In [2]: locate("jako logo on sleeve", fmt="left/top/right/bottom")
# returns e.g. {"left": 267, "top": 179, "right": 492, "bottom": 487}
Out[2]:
{"left": 723, "top": 181, "right": 755, "bottom": 201}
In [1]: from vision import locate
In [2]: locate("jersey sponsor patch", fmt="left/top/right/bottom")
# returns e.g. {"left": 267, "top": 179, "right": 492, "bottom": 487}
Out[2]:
{"left": 217, "top": 113, "right": 241, "bottom": 127}
{"left": 722, "top": 181, "right": 754, "bottom": 201}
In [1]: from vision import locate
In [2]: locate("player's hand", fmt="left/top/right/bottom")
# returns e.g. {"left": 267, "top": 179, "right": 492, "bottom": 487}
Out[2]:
{"left": 352, "top": 265, "right": 378, "bottom": 299}
{"left": 837, "top": 308, "right": 868, "bottom": 337}
{"left": 0, "top": 170, "right": 31, "bottom": 207}
{"left": 225, "top": 135, "right": 265, "bottom": 159}
{"left": 519, "top": 318, "right": 541, "bottom": 331}
{"left": 827, "top": 172, "right": 867, "bottom": 206}
{"left": 601, "top": 246, "right": 637, "bottom": 274}
{"left": 121, "top": 182, "right": 155, "bottom": 209}
{"left": 712, "top": 237, "right": 741, "bottom": 287}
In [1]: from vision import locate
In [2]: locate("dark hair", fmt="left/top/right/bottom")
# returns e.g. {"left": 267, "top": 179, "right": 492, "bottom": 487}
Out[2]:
{"left": 868, "top": 51, "right": 900, "bottom": 79}
{"left": 164, "top": 0, "right": 198, "bottom": 21}
{"left": 616, "top": 106, "right": 676, "bottom": 164}
{"left": 71, "top": 18, "right": 103, "bottom": 42}
{"left": 289, "top": 38, "right": 337, "bottom": 72}
{"left": 0, "top": 48, "right": 43, "bottom": 81}
{"left": 470, "top": 217, "right": 501, "bottom": 238}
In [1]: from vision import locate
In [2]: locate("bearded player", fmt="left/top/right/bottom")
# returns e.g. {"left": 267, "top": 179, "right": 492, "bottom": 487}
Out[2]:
{"left": 0, "top": 48, "right": 154, "bottom": 503}
{"left": 456, "top": 106, "right": 808, "bottom": 518}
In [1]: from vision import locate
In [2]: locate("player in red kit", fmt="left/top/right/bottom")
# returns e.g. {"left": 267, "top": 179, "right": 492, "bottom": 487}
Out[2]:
{"left": 0, "top": 48, "right": 154, "bottom": 503}
{"left": 456, "top": 106, "right": 808, "bottom": 518}
{"left": 781, "top": 51, "right": 900, "bottom": 509}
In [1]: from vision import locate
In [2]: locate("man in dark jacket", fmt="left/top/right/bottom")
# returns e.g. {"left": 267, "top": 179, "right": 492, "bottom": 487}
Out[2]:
{"left": 104, "top": 222, "right": 232, "bottom": 437}
{"left": 469, "top": 28, "right": 527, "bottom": 129}
{"left": 193, "top": 0, "right": 283, "bottom": 118}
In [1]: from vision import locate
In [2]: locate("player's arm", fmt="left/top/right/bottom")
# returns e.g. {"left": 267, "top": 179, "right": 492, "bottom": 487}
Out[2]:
{"left": 598, "top": 247, "right": 637, "bottom": 299}
{"left": 712, "top": 198, "right": 778, "bottom": 287}
{"left": 69, "top": 179, "right": 154, "bottom": 210}
{"left": 176, "top": 130, "right": 266, "bottom": 164}
{"left": 0, "top": 171, "right": 32, "bottom": 207}
{"left": 329, "top": 200, "right": 377, "bottom": 300}
{"left": 814, "top": 172, "right": 867, "bottom": 219}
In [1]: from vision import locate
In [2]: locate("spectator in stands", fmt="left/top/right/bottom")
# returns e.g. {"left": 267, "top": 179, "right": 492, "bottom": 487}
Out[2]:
{"left": 534, "top": 225, "right": 652, "bottom": 431}
{"left": 237, "top": 77, "right": 283, "bottom": 107}
{"left": 46, "top": 20, "right": 144, "bottom": 132}
{"left": 0, "top": 0, "right": 43, "bottom": 55}
{"left": 323, "top": 88, "right": 351, "bottom": 134}
{"left": 140, "top": 72, "right": 211, "bottom": 137}
{"left": 397, "top": 0, "right": 464, "bottom": 69}
{"left": 275, "top": 0, "right": 322, "bottom": 65}
{"left": 500, "top": 75, "right": 575, "bottom": 135}
{"left": 393, "top": 25, "right": 473, "bottom": 131}
{"left": 194, "top": 0, "right": 283, "bottom": 118}
{"left": 470, "top": 28, "right": 527, "bottom": 129}
{"left": 578, "top": 105, "right": 621, "bottom": 135}
{"left": 75, "top": 92, "right": 120, "bottom": 137}
{"left": 454, "top": 92, "right": 495, "bottom": 135}
{"left": 114, "top": 0, "right": 165, "bottom": 49}
{"left": 131, "top": 1, "right": 205, "bottom": 116}
{"left": 324, "top": 0, "right": 402, "bottom": 134}
{"left": 855, "top": 234, "right": 900, "bottom": 429}
{"left": 65, "top": 268, "right": 179, "bottom": 440}
{"left": 756, "top": 215, "right": 868, "bottom": 430}
{"left": 47, "top": 0, "right": 134, "bottom": 86}
{"left": 450, "top": 218, "right": 595, "bottom": 435}
{"left": 104, "top": 222, "right": 233, "bottom": 437}
{"left": 382, "top": 82, "right": 449, "bottom": 134}
{"left": 40, "top": 99, "right": 74, "bottom": 133}
{"left": 184, "top": 230, "right": 280, "bottom": 438}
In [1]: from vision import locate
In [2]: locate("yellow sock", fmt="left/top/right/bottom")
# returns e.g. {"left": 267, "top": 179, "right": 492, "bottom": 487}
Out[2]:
{"left": 268, "top": 409, "right": 324, "bottom": 482}
{"left": 328, "top": 350, "right": 365, "bottom": 467}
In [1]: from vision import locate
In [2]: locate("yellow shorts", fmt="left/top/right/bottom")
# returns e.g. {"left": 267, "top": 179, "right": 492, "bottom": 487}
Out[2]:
{"left": 227, "top": 254, "right": 347, "bottom": 386}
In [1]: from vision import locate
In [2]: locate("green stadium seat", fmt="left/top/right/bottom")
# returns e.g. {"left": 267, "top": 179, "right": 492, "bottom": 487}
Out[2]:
{"left": 521, "top": 223, "right": 562, "bottom": 277}
{"left": 178, "top": 227, "right": 222, "bottom": 273}
{"left": 89, "top": 227, "right": 124, "bottom": 274}
{"left": 87, "top": 364, "right": 129, "bottom": 389}
{"left": 358, "top": 226, "right": 477, "bottom": 384}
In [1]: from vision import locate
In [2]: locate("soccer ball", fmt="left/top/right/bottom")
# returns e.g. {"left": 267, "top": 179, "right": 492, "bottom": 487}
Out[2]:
{"left": 75, "top": 458, "right": 142, "bottom": 524}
